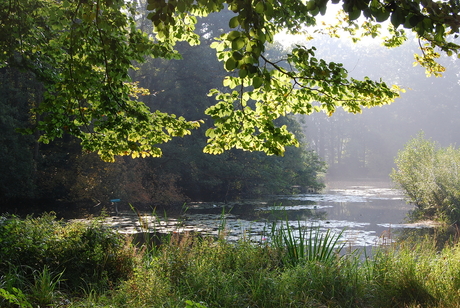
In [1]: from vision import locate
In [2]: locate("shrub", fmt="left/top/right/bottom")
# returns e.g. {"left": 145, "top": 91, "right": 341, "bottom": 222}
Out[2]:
{"left": 391, "top": 132, "right": 460, "bottom": 224}
{"left": 0, "top": 213, "right": 137, "bottom": 297}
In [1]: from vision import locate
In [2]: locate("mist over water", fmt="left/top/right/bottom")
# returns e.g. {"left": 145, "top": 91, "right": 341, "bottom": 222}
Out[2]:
{"left": 297, "top": 33, "right": 460, "bottom": 180}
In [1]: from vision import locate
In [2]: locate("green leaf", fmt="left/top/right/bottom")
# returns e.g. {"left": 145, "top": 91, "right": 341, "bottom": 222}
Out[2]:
{"left": 391, "top": 7, "right": 405, "bottom": 28}
{"left": 253, "top": 76, "right": 263, "bottom": 88}
{"left": 257, "top": 31, "right": 266, "bottom": 43}
{"left": 408, "top": 15, "right": 423, "bottom": 28}
{"left": 227, "top": 30, "right": 240, "bottom": 40}
{"left": 306, "top": 0, "right": 316, "bottom": 11}
{"left": 177, "top": 1, "right": 186, "bottom": 12}
{"left": 264, "top": 2, "right": 274, "bottom": 20}
{"left": 210, "top": 41, "right": 220, "bottom": 49}
{"left": 319, "top": 3, "right": 327, "bottom": 15}
{"left": 372, "top": 9, "right": 390, "bottom": 22}
{"left": 435, "top": 24, "right": 445, "bottom": 43}
{"left": 232, "top": 51, "right": 243, "bottom": 60}
{"left": 229, "top": 16, "right": 239, "bottom": 28}
{"left": 349, "top": 9, "right": 361, "bottom": 21}
{"left": 232, "top": 37, "right": 245, "bottom": 50}
{"left": 255, "top": 1, "right": 265, "bottom": 14}
{"left": 223, "top": 77, "right": 232, "bottom": 87}
{"left": 225, "top": 58, "right": 237, "bottom": 71}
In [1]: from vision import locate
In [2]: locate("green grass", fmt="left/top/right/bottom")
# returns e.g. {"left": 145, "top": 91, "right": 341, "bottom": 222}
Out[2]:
{"left": 270, "top": 220, "right": 345, "bottom": 267}
{"left": 2, "top": 214, "right": 460, "bottom": 307}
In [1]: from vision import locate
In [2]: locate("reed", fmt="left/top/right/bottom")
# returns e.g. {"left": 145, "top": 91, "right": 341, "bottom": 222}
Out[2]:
{"left": 270, "top": 220, "right": 344, "bottom": 267}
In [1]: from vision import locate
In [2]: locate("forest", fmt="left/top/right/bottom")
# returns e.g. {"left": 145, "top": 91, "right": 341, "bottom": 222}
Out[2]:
{"left": 3, "top": 1, "right": 460, "bottom": 308}
{"left": 1, "top": 0, "right": 460, "bottom": 216}
{"left": 0, "top": 6, "right": 329, "bottom": 215}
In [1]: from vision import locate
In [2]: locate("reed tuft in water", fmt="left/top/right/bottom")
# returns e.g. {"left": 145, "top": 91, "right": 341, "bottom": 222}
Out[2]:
{"left": 270, "top": 220, "right": 345, "bottom": 267}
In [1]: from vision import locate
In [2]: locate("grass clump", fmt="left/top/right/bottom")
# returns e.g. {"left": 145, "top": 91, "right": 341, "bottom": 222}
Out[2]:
{"left": 270, "top": 221, "right": 344, "bottom": 266}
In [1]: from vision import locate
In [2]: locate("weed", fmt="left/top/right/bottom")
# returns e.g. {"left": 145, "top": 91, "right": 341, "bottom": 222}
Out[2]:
{"left": 28, "top": 266, "right": 64, "bottom": 307}
{"left": 185, "top": 300, "right": 208, "bottom": 308}
{"left": 0, "top": 213, "right": 136, "bottom": 294}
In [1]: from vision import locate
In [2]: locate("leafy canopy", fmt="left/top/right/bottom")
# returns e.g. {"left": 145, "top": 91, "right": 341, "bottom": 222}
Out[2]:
{"left": 1, "top": 0, "right": 458, "bottom": 161}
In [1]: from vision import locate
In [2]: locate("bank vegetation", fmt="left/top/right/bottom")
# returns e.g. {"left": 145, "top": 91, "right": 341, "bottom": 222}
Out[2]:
{"left": 391, "top": 132, "right": 460, "bottom": 226}
{"left": 1, "top": 213, "right": 460, "bottom": 308}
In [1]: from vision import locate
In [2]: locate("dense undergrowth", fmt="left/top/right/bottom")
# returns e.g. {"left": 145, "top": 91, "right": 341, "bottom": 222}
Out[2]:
{"left": 2, "top": 214, "right": 460, "bottom": 307}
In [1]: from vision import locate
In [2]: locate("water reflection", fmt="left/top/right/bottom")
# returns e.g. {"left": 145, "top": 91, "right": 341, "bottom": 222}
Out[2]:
{"left": 71, "top": 181, "right": 439, "bottom": 248}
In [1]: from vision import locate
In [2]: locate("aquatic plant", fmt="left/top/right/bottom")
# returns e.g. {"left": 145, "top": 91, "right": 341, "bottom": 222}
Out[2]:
{"left": 270, "top": 220, "right": 345, "bottom": 267}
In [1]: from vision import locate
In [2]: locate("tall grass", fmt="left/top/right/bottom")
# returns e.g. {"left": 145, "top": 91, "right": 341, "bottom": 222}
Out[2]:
{"left": 4, "top": 213, "right": 460, "bottom": 307}
{"left": 28, "top": 266, "right": 64, "bottom": 307}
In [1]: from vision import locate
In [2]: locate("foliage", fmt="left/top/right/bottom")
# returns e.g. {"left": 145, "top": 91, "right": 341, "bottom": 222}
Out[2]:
{"left": 1, "top": 6, "right": 326, "bottom": 208}
{"left": 5, "top": 135, "right": 189, "bottom": 211}
{"left": 185, "top": 300, "right": 209, "bottom": 308}
{"left": 72, "top": 227, "right": 460, "bottom": 308}
{"left": 2, "top": 0, "right": 458, "bottom": 161}
{"left": 131, "top": 18, "right": 326, "bottom": 201}
{"left": 28, "top": 266, "right": 65, "bottom": 307}
{"left": 6, "top": 215, "right": 460, "bottom": 306}
{"left": 369, "top": 245, "right": 437, "bottom": 307}
{"left": 165, "top": 141, "right": 326, "bottom": 201}
{"left": 0, "top": 213, "right": 137, "bottom": 297}
{"left": 278, "top": 256, "right": 364, "bottom": 307}
{"left": 0, "top": 287, "right": 32, "bottom": 308}
{"left": 391, "top": 132, "right": 460, "bottom": 224}
{"left": 1, "top": 0, "right": 201, "bottom": 162}
{"left": 0, "top": 68, "right": 37, "bottom": 203}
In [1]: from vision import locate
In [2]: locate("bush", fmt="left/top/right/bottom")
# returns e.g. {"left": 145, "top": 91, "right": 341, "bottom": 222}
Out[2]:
{"left": 0, "top": 213, "right": 136, "bottom": 297}
{"left": 391, "top": 132, "right": 460, "bottom": 224}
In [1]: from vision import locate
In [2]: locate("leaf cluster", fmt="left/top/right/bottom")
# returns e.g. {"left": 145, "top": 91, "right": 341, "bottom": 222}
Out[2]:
{"left": 146, "top": 0, "right": 452, "bottom": 156}
{"left": 2, "top": 0, "right": 459, "bottom": 160}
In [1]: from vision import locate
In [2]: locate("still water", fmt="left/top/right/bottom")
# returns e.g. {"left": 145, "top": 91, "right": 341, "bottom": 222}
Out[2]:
{"left": 90, "top": 180, "right": 435, "bottom": 248}
{"left": 88, "top": 182, "right": 436, "bottom": 247}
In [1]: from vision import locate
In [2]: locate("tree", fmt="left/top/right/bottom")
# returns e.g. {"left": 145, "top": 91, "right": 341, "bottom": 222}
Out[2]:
{"left": 130, "top": 11, "right": 326, "bottom": 201}
{"left": 1, "top": 0, "right": 458, "bottom": 161}
{"left": 297, "top": 29, "right": 460, "bottom": 179}
{"left": 391, "top": 132, "right": 460, "bottom": 224}
{"left": 0, "top": 68, "right": 37, "bottom": 202}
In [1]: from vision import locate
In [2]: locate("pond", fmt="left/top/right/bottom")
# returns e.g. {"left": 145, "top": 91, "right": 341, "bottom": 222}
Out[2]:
{"left": 73, "top": 180, "right": 436, "bottom": 248}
